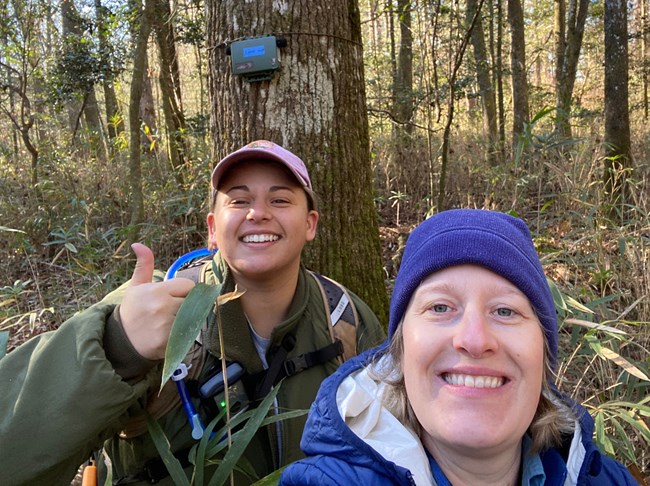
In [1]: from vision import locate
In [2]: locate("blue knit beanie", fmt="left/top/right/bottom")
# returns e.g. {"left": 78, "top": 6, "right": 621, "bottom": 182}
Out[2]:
{"left": 388, "top": 209, "right": 558, "bottom": 367}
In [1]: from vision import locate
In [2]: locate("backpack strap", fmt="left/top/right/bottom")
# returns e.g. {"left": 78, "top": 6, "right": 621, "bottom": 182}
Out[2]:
{"left": 164, "top": 251, "right": 360, "bottom": 395}
{"left": 308, "top": 271, "right": 359, "bottom": 361}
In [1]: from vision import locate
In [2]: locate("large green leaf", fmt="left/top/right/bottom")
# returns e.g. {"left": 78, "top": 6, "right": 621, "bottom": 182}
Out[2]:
{"left": 161, "top": 283, "right": 222, "bottom": 389}
{"left": 146, "top": 413, "right": 191, "bottom": 486}
{"left": 251, "top": 465, "right": 288, "bottom": 485}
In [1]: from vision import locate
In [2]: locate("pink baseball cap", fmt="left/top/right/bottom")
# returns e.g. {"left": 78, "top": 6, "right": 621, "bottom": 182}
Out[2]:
{"left": 211, "top": 140, "right": 315, "bottom": 208}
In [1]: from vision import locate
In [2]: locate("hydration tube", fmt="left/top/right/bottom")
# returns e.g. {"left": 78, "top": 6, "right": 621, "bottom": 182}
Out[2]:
{"left": 164, "top": 247, "right": 216, "bottom": 280}
{"left": 165, "top": 247, "right": 217, "bottom": 440}
{"left": 172, "top": 363, "right": 205, "bottom": 440}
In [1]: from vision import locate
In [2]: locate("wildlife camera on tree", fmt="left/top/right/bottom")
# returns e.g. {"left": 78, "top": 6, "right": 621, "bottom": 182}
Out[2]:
{"left": 226, "top": 35, "right": 287, "bottom": 82}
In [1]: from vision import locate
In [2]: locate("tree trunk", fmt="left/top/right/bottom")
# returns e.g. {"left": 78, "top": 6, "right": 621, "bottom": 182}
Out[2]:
{"left": 467, "top": 0, "right": 498, "bottom": 165}
{"left": 128, "top": 0, "right": 156, "bottom": 243}
{"left": 139, "top": 55, "right": 158, "bottom": 154}
{"left": 495, "top": 0, "right": 506, "bottom": 154}
{"left": 83, "top": 88, "right": 109, "bottom": 162}
{"left": 95, "top": 0, "right": 124, "bottom": 142}
{"left": 604, "top": 0, "right": 633, "bottom": 219}
{"left": 643, "top": 0, "right": 648, "bottom": 119}
{"left": 507, "top": 0, "right": 529, "bottom": 150}
{"left": 437, "top": 0, "right": 481, "bottom": 210}
{"left": 153, "top": 0, "right": 189, "bottom": 182}
{"left": 60, "top": 0, "right": 83, "bottom": 134}
{"left": 390, "top": 0, "right": 414, "bottom": 201}
{"left": 206, "top": 0, "right": 389, "bottom": 324}
{"left": 555, "top": 0, "right": 590, "bottom": 138}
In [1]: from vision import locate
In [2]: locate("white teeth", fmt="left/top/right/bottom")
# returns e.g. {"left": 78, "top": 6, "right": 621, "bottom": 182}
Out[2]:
{"left": 444, "top": 373, "right": 503, "bottom": 388}
{"left": 242, "top": 234, "right": 279, "bottom": 243}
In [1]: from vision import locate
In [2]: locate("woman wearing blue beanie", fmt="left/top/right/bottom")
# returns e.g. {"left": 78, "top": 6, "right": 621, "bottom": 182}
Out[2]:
{"left": 281, "top": 209, "right": 639, "bottom": 485}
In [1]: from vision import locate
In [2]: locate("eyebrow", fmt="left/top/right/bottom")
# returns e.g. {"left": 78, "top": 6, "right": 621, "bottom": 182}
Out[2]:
{"left": 416, "top": 280, "right": 525, "bottom": 297}
{"left": 223, "top": 184, "right": 297, "bottom": 194}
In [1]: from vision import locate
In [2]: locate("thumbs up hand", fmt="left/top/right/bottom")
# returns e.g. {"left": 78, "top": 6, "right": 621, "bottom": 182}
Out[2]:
{"left": 119, "top": 243, "right": 195, "bottom": 360}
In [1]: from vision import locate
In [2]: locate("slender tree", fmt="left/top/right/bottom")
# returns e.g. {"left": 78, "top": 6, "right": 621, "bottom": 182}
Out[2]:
{"left": 555, "top": 0, "right": 590, "bottom": 138}
{"left": 127, "top": 0, "right": 156, "bottom": 242}
{"left": 153, "top": 0, "right": 190, "bottom": 180}
{"left": 206, "top": 0, "right": 389, "bottom": 323}
{"left": 507, "top": 0, "right": 529, "bottom": 151}
{"left": 390, "top": 0, "right": 414, "bottom": 195}
{"left": 466, "top": 0, "right": 498, "bottom": 164}
{"left": 604, "top": 0, "right": 633, "bottom": 218}
{"left": 95, "top": 0, "right": 124, "bottom": 141}
{"left": 61, "top": 0, "right": 106, "bottom": 161}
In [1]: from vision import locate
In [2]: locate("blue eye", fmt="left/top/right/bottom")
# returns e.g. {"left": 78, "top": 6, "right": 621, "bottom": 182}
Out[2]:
{"left": 432, "top": 304, "right": 449, "bottom": 313}
{"left": 496, "top": 308, "right": 513, "bottom": 317}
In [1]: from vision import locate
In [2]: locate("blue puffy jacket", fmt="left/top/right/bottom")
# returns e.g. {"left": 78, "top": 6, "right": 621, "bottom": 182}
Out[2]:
{"left": 280, "top": 349, "right": 639, "bottom": 486}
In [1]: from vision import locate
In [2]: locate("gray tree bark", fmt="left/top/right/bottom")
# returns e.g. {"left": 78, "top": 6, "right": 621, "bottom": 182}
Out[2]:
{"left": 206, "top": 0, "right": 389, "bottom": 323}
{"left": 153, "top": 0, "right": 189, "bottom": 180}
{"left": 604, "top": 0, "right": 633, "bottom": 217}
{"left": 555, "top": 0, "right": 589, "bottom": 138}
{"left": 467, "top": 0, "right": 498, "bottom": 165}
{"left": 128, "top": 0, "right": 156, "bottom": 242}
{"left": 507, "top": 0, "right": 529, "bottom": 150}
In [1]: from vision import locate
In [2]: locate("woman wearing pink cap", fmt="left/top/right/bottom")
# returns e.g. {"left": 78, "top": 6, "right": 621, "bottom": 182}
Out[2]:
{"left": 0, "top": 141, "right": 385, "bottom": 485}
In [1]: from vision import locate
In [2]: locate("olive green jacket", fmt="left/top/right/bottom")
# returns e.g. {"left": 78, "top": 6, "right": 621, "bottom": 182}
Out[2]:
{"left": 0, "top": 253, "right": 384, "bottom": 485}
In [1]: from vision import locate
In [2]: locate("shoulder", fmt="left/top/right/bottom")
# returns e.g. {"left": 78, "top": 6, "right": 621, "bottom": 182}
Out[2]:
{"left": 580, "top": 454, "right": 641, "bottom": 485}
{"left": 280, "top": 454, "right": 391, "bottom": 486}
{"left": 568, "top": 406, "right": 641, "bottom": 486}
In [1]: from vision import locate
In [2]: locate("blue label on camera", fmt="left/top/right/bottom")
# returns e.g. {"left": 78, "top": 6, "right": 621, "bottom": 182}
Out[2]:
{"left": 243, "top": 45, "right": 265, "bottom": 58}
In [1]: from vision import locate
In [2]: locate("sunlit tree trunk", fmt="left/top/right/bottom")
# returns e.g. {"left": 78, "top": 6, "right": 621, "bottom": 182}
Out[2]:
{"left": 555, "top": 0, "right": 589, "bottom": 138}
{"left": 206, "top": 0, "right": 389, "bottom": 324}
{"left": 128, "top": 0, "right": 156, "bottom": 242}
{"left": 642, "top": 0, "right": 648, "bottom": 119}
{"left": 390, "top": 0, "right": 414, "bottom": 199}
{"left": 467, "top": 0, "right": 498, "bottom": 165}
{"left": 495, "top": 0, "right": 506, "bottom": 154}
{"left": 95, "top": 0, "right": 124, "bottom": 142}
{"left": 604, "top": 0, "right": 633, "bottom": 219}
{"left": 153, "top": 0, "right": 189, "bottom": 181}
{"left": 507, "top": 0, "right": 529, "bottom": 154}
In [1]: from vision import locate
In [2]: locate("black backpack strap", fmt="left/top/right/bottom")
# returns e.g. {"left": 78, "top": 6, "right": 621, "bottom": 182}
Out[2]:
{"left": 254, "top": 334, "right": 296, "bottom": 399}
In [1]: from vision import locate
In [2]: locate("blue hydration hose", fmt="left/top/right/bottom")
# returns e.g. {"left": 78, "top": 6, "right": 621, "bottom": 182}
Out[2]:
{"left": 164, "top": 247, "right": 216, "bottom": 280}
{"left": 165, "top": 247, "right": 217, "bottom": 440}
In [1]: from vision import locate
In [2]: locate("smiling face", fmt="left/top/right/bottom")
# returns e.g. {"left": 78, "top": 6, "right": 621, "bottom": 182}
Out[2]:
{"left": 402, "top": 264, "right": 544, "bottom": 461}
{"left": 206, "top": 160, "right": 318, "bottom": 285}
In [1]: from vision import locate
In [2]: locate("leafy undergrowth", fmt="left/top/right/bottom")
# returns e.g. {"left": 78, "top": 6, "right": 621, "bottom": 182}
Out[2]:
{"left": 1, "top": 132, "right": 649, "bottom": 481}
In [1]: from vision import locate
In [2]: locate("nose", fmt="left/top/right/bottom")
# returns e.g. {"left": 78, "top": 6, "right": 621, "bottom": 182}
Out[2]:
{"left": 246, "top": 200, "right": 271, "bottom": 222}
{"left": 453, "top": 309, "right": 498, "bottom": 358}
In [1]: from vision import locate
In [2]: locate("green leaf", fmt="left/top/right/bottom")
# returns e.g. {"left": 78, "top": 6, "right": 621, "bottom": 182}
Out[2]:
{"left": 251, "top": 465, "right": 288, "bottom": 485}
{"left": 207, "top": 383, "right": 283, "bottom": 486}
{"left": 192, "top": 407, "right": 228, "bottom": 484}
{"left": 146, "top": 413, "right": 191, "bottom": 486}
{"left": 0, "top": 331, "right": 8, "bottom": 359}
{"left": 161, "top": 282, "right": 222, "bottom": 389}
{"left": 594, "top": 411, "right": 615, "bottom": 455}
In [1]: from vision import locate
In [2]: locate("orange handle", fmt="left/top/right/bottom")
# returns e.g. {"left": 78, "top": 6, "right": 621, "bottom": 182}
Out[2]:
{"left": 81, "top": 461, "right": 97, "bottom": 486}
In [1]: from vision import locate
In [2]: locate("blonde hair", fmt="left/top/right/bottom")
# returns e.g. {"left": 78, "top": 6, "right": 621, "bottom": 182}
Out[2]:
{"left": 372, "top": 322, "right": 576, "bottom": 453}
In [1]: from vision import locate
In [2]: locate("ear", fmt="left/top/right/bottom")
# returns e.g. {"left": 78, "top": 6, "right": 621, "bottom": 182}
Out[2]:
{"left": 305, "top": 210, "right": 319, "bottom": 242}
{"left": 206, "top": 212, "right": 218, "bottom": 250}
